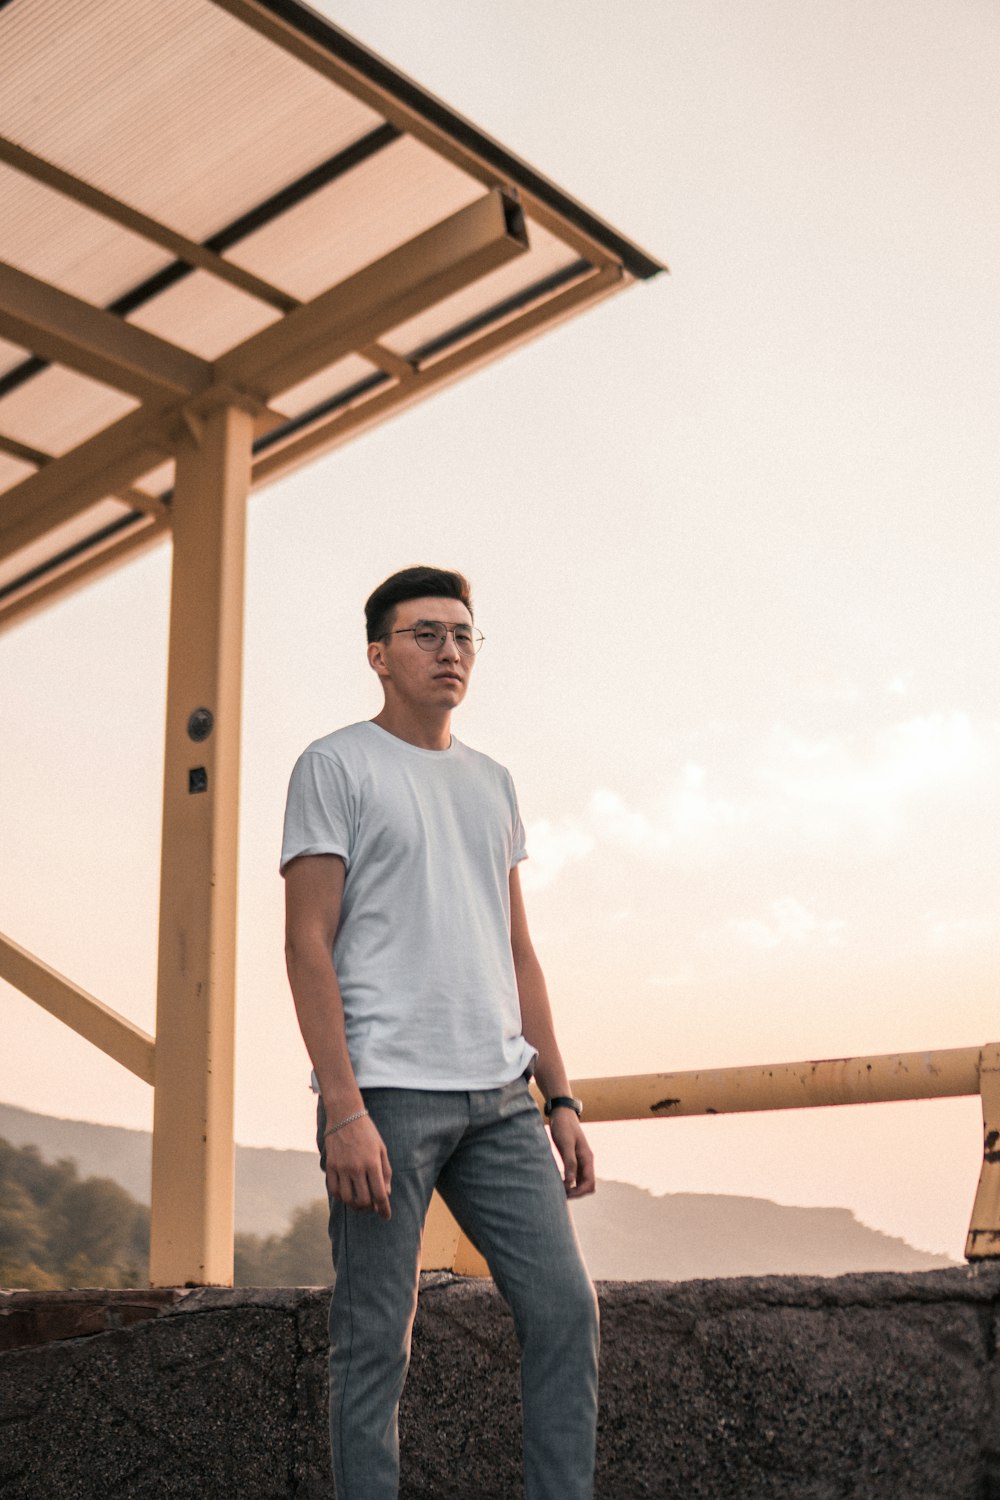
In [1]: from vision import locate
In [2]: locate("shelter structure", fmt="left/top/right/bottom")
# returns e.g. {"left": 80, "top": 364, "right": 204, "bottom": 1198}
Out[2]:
{"left": 0, "top": 0, "right": 663, "bottom": 1284}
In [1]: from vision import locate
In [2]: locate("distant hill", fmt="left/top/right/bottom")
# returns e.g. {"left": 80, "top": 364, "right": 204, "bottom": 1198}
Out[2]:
{"left": 568, "top": 1179, "right": 955, "bottom": 1280}
{"left": 0, "top": 1101, "right": 956, "bottom": 1279}
{"left": 0, "top": 1101, "right": 319, "bottom": 1237}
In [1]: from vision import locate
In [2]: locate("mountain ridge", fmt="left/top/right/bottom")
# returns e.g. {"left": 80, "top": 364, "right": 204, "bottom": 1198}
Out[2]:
{"left": 0, "top": 1099, "right": 955, "bottom": 1279}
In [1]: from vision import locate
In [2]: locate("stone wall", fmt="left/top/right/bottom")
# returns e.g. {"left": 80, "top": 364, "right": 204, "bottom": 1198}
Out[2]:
{"left": 3, "top": 1267, "right": 1000, "bottom": 1498}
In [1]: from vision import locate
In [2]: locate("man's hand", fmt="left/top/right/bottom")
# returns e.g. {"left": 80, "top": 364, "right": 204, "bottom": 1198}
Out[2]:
{"left": 549, "top": 1109, "right": 596, "bottom": 1199}
{"left": 324, "top": 1113, "right": 393, "bottom": 1219}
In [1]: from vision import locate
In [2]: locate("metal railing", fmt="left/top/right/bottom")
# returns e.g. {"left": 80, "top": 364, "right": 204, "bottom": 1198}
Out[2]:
{"left": 3, "top": 915, "right": 995, "bottom": 1275}
{"left": 423, "top": 1043, "right": 1000, "bottom": 1272}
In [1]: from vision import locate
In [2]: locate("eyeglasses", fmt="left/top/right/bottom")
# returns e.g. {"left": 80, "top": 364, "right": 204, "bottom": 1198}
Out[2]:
{"left": 387, "top": 620, "right": 485, "bottom": 656}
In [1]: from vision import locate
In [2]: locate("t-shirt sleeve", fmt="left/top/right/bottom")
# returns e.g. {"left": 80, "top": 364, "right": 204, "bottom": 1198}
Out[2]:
{"left": 509, "top": 774, "right": 528, "bottom": 868}
{"left": 280, "top": 749, "right": 355, "bottom": 875}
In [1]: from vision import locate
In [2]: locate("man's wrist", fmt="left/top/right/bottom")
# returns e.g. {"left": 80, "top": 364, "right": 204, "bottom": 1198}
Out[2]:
{"left": 544, "top": 1094, "right": 583, "bottom": 1119}
{"left": 324, "top": 1107, "right": 369, "bottom": 1138}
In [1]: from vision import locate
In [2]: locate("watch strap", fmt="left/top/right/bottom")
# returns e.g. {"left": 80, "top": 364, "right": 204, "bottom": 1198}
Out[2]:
{"left": 544, "top": 1094, "right": 583, "bottom": 1118}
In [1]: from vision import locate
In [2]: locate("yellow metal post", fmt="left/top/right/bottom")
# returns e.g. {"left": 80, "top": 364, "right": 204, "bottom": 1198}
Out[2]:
{"left": 966, "top": 1043, "right": 1000, "bottom": 1260}
{"left": 421, "top": 1192, "right": 490, "bottom": 1277}
{"left": 148, "top": 401, "right": 253, "bottom": 1287}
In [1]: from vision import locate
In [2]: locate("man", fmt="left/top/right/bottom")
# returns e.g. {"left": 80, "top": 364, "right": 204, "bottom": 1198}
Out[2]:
{"left": 281, "top": 565, "right": 599, "bottom": 1500}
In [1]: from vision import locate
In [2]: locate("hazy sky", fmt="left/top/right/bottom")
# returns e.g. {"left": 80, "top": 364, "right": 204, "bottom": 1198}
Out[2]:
{"left": 1, "top": 0, "right": 998, "bottom": 1260}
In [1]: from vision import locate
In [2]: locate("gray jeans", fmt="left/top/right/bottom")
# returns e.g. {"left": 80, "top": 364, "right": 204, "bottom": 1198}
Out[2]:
{"left": 317, "top": 1074, "right": 599, "bottom": 1499}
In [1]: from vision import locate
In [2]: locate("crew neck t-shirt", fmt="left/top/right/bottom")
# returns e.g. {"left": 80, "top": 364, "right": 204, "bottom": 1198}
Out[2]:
{"left": 280, "top": 720, "right": 535, "bottom": 1090}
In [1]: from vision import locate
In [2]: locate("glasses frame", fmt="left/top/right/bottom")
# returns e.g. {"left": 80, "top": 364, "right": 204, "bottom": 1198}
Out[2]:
{"left": 385, "top": 620, "right": 485, "bottom": 656}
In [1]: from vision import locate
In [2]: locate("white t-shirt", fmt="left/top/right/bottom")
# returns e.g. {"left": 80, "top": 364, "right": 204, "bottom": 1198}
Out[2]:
{"left": 280, "top": 720, "right": 535, "bottom": 1090}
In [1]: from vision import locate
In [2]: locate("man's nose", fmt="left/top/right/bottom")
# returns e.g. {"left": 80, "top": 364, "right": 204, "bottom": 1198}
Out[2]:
{"left": 438, "top": 629, "right": 461, "bottom": 660}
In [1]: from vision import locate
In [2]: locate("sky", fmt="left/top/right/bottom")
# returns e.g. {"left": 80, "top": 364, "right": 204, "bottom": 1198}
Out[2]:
{"left": 1, "top": 0, "right": 998, "bottom": 1261}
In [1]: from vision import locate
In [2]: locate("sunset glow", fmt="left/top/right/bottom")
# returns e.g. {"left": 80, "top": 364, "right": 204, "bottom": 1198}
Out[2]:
{"left": 1, "top": 0, "right": 997, "bottom": 1264}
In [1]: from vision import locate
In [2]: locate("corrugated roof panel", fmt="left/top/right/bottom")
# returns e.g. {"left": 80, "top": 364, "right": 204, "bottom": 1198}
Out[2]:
{"left": 126, "top": 272, "right": 282, "bottom": 359}
{"left": 0, "top": 365, "right": 137, "bottom": 457}
{"left": 1, "top": 0, "right": 385, "bottom": 243}
{"left": 384, "top": 219, "right": 585, "bottom": 361}
{"left": 0, "top": 161, "right": 171, "bottom": 309}
{"left": 274, "top": 354, "right": 382, "bottom": 418}
{"left": 0, "top": 497, "right": 133, "bottom": 592}
{"left": 0, "top": 0, "right": 661, "bottom": 628}
{"left": 228, "top": 134, "right": 483, "bottom": 301}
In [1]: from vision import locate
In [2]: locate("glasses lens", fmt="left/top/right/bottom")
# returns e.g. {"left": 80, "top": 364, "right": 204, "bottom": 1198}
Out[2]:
{"left": 413, "top": 625, "right": 445, "bottom": 650}
{"left": 409, "top": 623, "right": 483, "bottom": 653}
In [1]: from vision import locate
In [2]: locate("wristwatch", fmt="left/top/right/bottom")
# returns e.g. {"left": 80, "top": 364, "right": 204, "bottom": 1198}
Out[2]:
{"left": 544, "top": 1095, "right": 583, "bottom": 1118}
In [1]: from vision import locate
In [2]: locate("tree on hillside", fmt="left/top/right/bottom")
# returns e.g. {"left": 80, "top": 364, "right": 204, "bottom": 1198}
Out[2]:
{"left": 235, "top": 1199, "right": 332, "bottom": 1286}
{"left": 0, "top": 1137, "right": 148, "bottom": 1289}
{"left": 0, "top": 1136, "right": 333, "bottom": 1289}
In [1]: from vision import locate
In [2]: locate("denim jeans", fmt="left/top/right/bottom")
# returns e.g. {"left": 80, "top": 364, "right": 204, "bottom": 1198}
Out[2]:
{"left": 317, "top": 1074, "right": 599, "bottom": 1499}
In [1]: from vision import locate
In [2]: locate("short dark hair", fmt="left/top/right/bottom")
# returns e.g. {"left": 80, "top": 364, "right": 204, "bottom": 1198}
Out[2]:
{"left": 364, "top": 566, "right": 473, "bottom": 644}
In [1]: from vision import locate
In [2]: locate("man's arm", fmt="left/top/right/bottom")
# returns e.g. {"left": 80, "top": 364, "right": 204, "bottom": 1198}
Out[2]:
{"left": 509, "top": 865, "right": 596, "bottom": 1199}
{"left": 284, "top": 853, "right": 392, "bottom": 1218}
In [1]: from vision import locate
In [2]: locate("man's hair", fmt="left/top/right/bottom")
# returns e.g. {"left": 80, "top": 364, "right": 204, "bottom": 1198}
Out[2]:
{"left": 364, "top": 566, "right": 473, "bottom": 644}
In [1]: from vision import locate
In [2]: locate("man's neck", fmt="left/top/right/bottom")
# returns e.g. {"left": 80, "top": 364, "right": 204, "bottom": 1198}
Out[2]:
{"left": 372, "top": 703, "right": 452, "bottom": 751}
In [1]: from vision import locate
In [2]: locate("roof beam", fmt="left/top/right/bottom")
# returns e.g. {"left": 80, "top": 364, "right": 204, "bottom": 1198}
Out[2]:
{"left": 0, "top": 190, "right": 525, "bottom": 571}
{"left": 0, "top": 136, "right": 299, "bottom": 315}
{"left": 0, "top": 260, "right": 212, "bottom": 404}
{"left": 361, "top": 342, "right": 417, "bottom": 382}
{"left": 218, "top": 187, "right": 528, "bottom": 401}
{"left": 0, "top": 432, "right": 49, "bottom": 469}
{"left": 0, "top": 387, "right": 289, "bottom": 568}
{"left": 252, "top": 263, "right": 622, "bottom": 487}
{"left": 209, "top": 0, "right": 634, "bottom": 275}
{"left": 0, "top": 430, "right": 167, "bottom": 518}
{"left": 0, "top": 512, "right": 169, "bottom": 634}
{"left": 0, "top": 404, "right": 175, "bottom": 562}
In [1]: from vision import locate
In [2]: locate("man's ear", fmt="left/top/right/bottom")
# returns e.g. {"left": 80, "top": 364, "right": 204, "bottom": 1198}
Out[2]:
{"left": 368, "top": 640, "right": 389, "bottom": 678}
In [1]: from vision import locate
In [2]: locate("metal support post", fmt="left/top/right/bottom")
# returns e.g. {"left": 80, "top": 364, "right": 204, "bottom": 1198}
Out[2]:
{"left": 966, "top": 1043, "right": 1000, "bottom": 1260}
{"left": 148, "top": 402, "right": 253, "bottom": 1287}
{"left": 421, "top": 1192, "right": 489, "bottom": 1277}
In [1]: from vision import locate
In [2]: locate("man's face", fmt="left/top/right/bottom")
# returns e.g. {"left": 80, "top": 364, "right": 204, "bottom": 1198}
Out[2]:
{"left": 368, "top": 595, "right": 476, "bottom": 711}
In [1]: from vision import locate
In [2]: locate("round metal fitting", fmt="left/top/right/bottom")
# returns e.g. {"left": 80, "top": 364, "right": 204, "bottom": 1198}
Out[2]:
{"left": 187, "top": 707, "right": 214, "bottom": 742}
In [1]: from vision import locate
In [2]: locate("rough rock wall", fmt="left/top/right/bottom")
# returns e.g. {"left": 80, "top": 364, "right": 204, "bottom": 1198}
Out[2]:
{"left": 3, "top": 1267, "right": 1000, "bottom": 1499}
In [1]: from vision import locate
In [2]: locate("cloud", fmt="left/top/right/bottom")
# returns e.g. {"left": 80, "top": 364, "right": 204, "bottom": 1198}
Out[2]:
{"left": 519, "top": 817, "right": 595, "bottom": 890}
{"left": 763, "top": 711, "right": 991, "bottom": 836}
{"left": 587, "top": 762, "right": 745, "bottom": 855}
{"left": 925, "top": 915, "right": 998, "bottom": 955}
{"left": 522, "top": 710, "right": 997, "bottom": 888}
{"left": 714, "top": 896, "right": 846, "bottom": 951}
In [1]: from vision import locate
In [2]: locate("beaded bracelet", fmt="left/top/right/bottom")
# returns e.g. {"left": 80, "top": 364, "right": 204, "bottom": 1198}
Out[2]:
{"left": 324, "top": 1107, "right": 369, "bottom": 1139}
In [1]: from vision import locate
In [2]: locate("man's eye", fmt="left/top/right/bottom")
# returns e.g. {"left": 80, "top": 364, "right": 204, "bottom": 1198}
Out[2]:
{"left": 415, "top": 629, "right": 439, "bottom": 643}
{"left": 454, "top": 629, "right": 473, "bottom": 644}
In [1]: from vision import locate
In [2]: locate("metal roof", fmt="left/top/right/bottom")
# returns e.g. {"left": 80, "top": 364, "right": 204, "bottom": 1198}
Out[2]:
{"left": 0, "top": 0, "right": 664, "bottom": 628}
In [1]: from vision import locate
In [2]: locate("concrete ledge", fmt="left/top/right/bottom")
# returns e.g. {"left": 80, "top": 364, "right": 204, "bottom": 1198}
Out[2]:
{"left": 0, "top": 1289, "right": 185, "bottom": 1352}
{"left": 3, "top": 1268, "right": 1000, "bottom": 1498}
